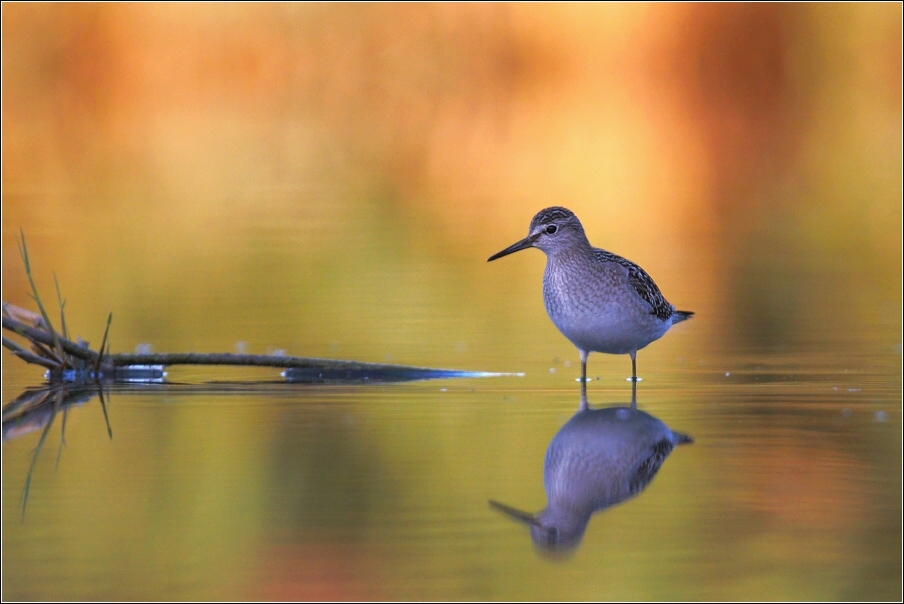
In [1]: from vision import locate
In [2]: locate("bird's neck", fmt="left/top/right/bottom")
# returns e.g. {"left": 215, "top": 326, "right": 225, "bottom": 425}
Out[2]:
{"left": 544, "top": 240, "right": 595, "bottom": 265}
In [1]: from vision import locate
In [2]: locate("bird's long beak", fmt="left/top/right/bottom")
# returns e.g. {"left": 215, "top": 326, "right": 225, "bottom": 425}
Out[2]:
{"left": 487, "top": 234, "right": 537, "bottom": 262}
{"left": 489, "top": 500, "right": 538, "bottom": 525}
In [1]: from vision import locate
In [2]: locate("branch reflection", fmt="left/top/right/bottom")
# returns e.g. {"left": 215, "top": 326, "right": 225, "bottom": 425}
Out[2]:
{"left": 3, "top": 385, "right": 112, "bottom": 518}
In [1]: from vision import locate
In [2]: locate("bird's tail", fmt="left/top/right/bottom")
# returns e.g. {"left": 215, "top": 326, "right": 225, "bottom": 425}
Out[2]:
{"left": 672, "top": 310, "right": 694, "bottom": 324}
{"left": 674, "top": 431, "right": 694, "bottom": 445}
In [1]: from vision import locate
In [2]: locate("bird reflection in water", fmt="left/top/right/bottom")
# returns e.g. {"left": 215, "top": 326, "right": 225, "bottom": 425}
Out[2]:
{"left": 490, "top": 386, "right": 692, "bottom": 554}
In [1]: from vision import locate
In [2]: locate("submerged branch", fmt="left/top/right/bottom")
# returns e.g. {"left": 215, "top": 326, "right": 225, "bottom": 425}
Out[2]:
{"left": 2, "top": 336, "right": 60, "bottom": 370}
{"left": 2, "top": 315, "right": 96, "bottom": 363}
{"left": 3, "top": 310, "right": 485, "bottom": 379}
{"left": 2, "top": 239, "right": 505, "bottom": 384}
{"left": 104, "top": 351, "right": 442, "bottom": 371}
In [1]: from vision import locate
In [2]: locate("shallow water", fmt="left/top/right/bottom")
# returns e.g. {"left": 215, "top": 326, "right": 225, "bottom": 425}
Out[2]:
{"left": 3, "top": 328, "right": 900, "bottom": 600}
{"left": 2, "top": 4, "right": 901, "bottom": 600}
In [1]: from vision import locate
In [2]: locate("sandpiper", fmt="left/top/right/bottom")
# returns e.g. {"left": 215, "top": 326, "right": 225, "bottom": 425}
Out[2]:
{"left": 488, "top": 207, "right": 693, "bottom": 384}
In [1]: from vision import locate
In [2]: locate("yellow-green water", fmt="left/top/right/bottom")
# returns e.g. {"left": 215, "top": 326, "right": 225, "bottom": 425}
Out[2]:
{"left": 2, "top": 3, "right": 901, "bottom": 600}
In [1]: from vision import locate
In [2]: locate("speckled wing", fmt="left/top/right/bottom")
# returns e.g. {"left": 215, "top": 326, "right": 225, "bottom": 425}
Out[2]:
{"left": 595, "top": 250, "right": 674, "bottom": 320}
{"left": 629, "top": 438, "right": 675, "bottom": 495}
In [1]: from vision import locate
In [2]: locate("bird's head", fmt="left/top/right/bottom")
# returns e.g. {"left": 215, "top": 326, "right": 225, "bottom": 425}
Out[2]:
{"left": 489, "top": 499, "right": 588, "bottom": 557}
{"left": 487, "top": 207, "right": 587, "bottom": 261}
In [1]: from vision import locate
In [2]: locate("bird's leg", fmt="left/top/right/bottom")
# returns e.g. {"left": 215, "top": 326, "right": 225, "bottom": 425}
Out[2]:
{"left": 579, "top": 349, "right": 588, "bottom": 406}
{"left": 630, "top": 351, "right": 637, "bottom": 382}
{"left": 630, "top": 376, "right": 637, "bottom": 411}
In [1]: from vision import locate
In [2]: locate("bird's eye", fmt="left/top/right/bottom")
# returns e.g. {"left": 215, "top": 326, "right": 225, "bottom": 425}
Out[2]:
{"left": 545, "top": 225, "right": 558, "bottom": 235}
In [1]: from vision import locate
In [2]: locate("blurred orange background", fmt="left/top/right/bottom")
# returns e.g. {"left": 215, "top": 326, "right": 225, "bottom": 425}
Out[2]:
{"left": 3, "top": 4, "right": 900, "bottom": 363}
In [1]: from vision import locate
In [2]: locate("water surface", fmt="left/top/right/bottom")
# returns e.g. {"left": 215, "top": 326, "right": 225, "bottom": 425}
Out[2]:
{"left": 3, "top": 328, "right": 900, "bottom": 600}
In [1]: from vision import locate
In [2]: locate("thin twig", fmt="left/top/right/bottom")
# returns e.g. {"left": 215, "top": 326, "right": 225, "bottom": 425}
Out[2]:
{"left": 30, "top": 340, "right": 65, "bottom": 366}
{"left": 2, "top": 316, "right": 96, "bottom": 362}
{"left": 93, "top": 313, "right": 112, "bottom": 379}
{"left": 16, "top": 232, "right": 67, "bottom": 366}
{"left": 97, "top": 387, "right": 113, "bottom": 440}
{"left": 21, "top": 392, "right": 61, "bottom": 520}
{"left": 2, "top": 337, "right": 60, "bottom": 370}
{"left": 53, "top": 273, "right": 68, "bottom": 341}
{"left": 55, "top": 408, "right": 68, "bottom": 471}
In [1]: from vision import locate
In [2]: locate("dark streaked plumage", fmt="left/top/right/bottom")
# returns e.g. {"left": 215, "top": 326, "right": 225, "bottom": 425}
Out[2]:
{"left": 597, "top": 249, "right": 675, "bottom": 320}
{"left": 529, "top": 207, "right": 580, "bottom": 232}
{"left": 488, "top": 206, "right": 693, "bottom": 383}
